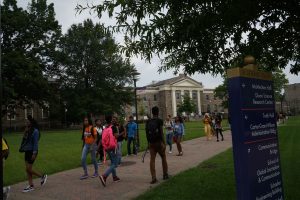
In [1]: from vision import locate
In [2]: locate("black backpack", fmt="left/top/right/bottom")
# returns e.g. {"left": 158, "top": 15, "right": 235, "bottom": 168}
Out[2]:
{"left": 146, "top": 118, "right": 161, "bottom": 143}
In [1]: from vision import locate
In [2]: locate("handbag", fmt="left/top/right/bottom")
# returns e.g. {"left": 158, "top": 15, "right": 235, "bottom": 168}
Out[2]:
{"left": 19, "top": 138, "right": 29, "bottom": 152}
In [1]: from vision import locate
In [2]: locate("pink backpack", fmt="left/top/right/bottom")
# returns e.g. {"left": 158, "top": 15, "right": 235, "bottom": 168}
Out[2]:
{"left": 102, "top": 125, "right": 117, "bottom": 162}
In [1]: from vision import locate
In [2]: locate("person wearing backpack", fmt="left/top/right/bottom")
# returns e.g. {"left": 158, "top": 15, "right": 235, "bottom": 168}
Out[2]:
{"left": 126, "top": 116, "right": 137, "bottom": 156}
{"left": 173, "top": 116, "right": 184, "bottom": 156}
{"left": 19, "top": 115, "right": 47, "bottom": 192}
{"left": 146, "top": 106, "right": 169, "bottom": 184}
{"left": 99, "top": 115, "right": 120, "bottom": 187}
{"left": 2, "top": 137, "right": 11, "bottom": 200}
{"left": 164, "top": 115, "right": 173, "bottom": 154}
{"left": 95, "top": 119, "right": 104, "bottom": 165}
{"left": 80, "top": 116, "right": 98, "bottom": 180}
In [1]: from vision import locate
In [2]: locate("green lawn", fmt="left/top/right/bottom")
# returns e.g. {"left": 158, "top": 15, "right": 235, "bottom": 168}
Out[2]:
{"left": 135, "top": 116, "right": 300, "bottom": 200}
{"left": 3, "top": 120, "right": 227, "bottom": 186}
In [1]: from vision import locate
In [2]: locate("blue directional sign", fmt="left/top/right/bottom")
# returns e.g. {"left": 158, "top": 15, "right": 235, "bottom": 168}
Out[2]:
{"left": 227, "top": 67, "right": 284, "bottom": 200}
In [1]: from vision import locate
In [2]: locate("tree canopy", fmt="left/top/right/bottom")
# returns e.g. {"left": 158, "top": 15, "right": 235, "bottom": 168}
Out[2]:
{"left": 177, "top": 94, "right": 197, "bottom": 116}
{"left": 1, "top": 0, "right": 61, "bottom": 112}
{"left": 59, "top": 19, "right": 135, "bottom": 122}
{"left": 78, "top": 0, "right": 300, "bottom": 75}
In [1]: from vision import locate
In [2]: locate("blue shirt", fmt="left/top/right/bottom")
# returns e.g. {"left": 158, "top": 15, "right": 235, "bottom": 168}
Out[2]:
{"left": 174, "top": 123, "right": 184, "bottom": 136}
{"left": 126, "top": 121, "right": 137, "bottom": 138}
{"left": 22, "top": 128, "right": 39, "bottom": 153}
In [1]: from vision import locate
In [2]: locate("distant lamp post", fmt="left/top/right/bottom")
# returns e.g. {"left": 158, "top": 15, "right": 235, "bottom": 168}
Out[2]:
{"left": 63, "top": 101, "right": 67, "bottom": 128}
{"left": 132, "top": 69, "right": 141, "bottom": 150}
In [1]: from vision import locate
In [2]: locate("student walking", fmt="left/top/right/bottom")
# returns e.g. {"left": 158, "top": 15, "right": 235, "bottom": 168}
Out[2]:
{"left": 215, "top": 115, "right": 224, "bottom": 142}
{"left": 164, "top": 116, "right": 173, "bottom": 153}
{"left": 203, "top": 113, "right": 212, "bottom": 140}
{"left": 116, "top": 119, "right": 126, "bottom": 165}
{"left": 19, "top": 115, "right": 47, "bottom": 192}
{"left": 173, "top": 116, "right": 184, "bottom": 156}
{"left": 2, "top": 137, "right": 11, "bottom": 199}
{"left": 126, "top": 116, "right": 137, "bottom": 155}
{"left": 95, "top": 119, "right": 104, "bottom": 165}
{"left": 100, "top": 115, "right": 120, "bottom": 187}
{"left": 80, "top": 116, "right": 98, "bottom": 180}
{"left": 146, "top": 106, "right": 169, "bottom": 184}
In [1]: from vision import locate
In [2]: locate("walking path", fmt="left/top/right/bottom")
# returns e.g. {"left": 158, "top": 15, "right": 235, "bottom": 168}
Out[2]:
{"left": 9, "top": 132, "right": 232, "bottom": 200}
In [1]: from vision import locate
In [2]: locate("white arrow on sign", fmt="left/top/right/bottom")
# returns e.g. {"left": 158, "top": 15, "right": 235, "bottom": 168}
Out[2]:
{"left": 245, "top": 115, "right": 248, "bottom": 120}
{"left": 242, "top": 83, "right": 246, "bottom": 88}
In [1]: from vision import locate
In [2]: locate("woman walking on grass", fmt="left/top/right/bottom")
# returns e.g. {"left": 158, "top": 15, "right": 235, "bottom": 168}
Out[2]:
{"left": 80, "top": 116, "right": 98, "bottom": 180}
{"left": 173, "top": 116, "right": 184, "bottom": 156}
{"left": 19, "top": 115, "right": 47, "bottom": 193}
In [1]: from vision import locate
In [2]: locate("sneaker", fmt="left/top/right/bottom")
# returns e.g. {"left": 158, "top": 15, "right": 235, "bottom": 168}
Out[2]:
{"left": 113, "top": 176, "right": 121, "bottom": 182}
{"left": 80, "top": 174, "right": 89, "bottom": 180}
{"left": 168, "top": 151, "right": 172, "bottom": 154}
{"left": 99, "top": 175, "right": 107, "bottom": 187}
{"left": 217, "top": 140, "right": 219, "bottom": 142}
{"left": 222, "top": 138, "right": 224, "bottom": 141}
{"left": 41, "top": 174, "right": 48, "bottom": 186}
{"left": 163, "top": 174, "right": 169, "bottom": 180}
{"left": 150, "top": 179, "right": 157, "bottom": 184}
{"left": 22, "top": 185, "right": 34, "bottom": 193}
{"left": 91, "top": 173, "right": 99, "bottom": 178}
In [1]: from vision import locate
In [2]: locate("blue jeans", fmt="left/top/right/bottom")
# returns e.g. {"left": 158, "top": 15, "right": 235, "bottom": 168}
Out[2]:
{"left": 81, "top": 143, "right": 98, "bottom": 174}
{"left": 104, "top": 149, "right": 118, "bottom": 177}
{"left": 127, "top": 137, "right": 136, "bottom": 155}
{"left": 117, "top": 141, "right": 123, "bottom": 164}
{"left": 166, "top": 131, "right": 173, "bottom": 151}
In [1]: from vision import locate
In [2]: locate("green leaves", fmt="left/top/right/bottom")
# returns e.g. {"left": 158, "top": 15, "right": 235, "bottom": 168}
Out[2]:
{"left": 77, "top": 0, "right": 299, "bottom": 75}
{"left": 59, "top": 19, "right": 135, "bottom": 121}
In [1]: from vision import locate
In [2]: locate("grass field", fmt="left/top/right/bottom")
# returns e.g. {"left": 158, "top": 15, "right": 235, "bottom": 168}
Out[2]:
{"left": 3, "top": 120, "right": 228, "bottom": 186}
{"left": 135, "top": 116, "right": 300, "bottom": 200}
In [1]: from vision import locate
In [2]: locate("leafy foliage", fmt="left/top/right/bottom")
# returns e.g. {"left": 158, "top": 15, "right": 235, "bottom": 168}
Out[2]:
{"left": 1, "top": 0, "right": 61, "bottom": 113}
{"left": 77, "top": 0, "right": 300, "bottom": 75}
{"left": 59, "top": 19, "right": 135, "bottom": 122}
{"left": 177, "top": 94, "right": 196, "bottom": 115}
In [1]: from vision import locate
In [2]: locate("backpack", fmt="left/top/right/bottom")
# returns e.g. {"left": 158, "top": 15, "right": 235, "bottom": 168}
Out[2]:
{"left": 2, "top": 138, "right": 9, "bottom": 160}
{"left": 146, "top": 118, "right": 162, "bottom": 143}
{"left": 102, "top": 125, "right": 117, "bottom": 150}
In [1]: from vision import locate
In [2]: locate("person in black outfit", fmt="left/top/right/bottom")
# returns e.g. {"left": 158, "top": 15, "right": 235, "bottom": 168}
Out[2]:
{"left": 215, "top": 115, "right": 224, "bottom": 142}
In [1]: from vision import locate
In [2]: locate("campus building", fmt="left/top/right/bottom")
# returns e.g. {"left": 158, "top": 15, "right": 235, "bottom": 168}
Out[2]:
{"left": 125, "top": 74, "right": 227, "bottom": 120}
{"left": 284, "top": 83, "right": 300, "bottom": 115}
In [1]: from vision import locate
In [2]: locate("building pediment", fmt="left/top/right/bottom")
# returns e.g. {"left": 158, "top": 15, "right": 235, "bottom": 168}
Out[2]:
{"left": 171, "top": 79, "right": 203, "bottom": 88}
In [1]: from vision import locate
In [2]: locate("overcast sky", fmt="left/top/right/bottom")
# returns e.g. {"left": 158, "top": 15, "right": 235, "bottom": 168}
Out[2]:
{"left": 17, "top": 0, "right": 299, "bottom": 88}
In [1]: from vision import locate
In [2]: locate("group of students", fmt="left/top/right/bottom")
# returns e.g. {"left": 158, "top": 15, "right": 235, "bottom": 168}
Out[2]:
{"left": 203, "top": 113, "right": 224, "bottom": 142}
{"left": 2, "top": 109, "right": 225, "bottom": 198}
{"left": 80, "top": 114, "right": 140, "bottom": 186}
{"left": 164, "top": 115, "right": 185, "bottom": 156}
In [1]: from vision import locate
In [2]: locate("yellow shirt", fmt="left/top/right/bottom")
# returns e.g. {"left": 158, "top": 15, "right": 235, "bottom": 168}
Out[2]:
{"left": 2, "top": 138, "right": 8, "bottom": 151}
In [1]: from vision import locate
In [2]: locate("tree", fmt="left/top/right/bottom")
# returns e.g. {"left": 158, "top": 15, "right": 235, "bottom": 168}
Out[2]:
{"left": 77, "top": 1, "right": 300, "bottom": 75}
{"left": 177, "top": 94, "right": 196, "bottom": 117}
{"left": 59, "top": 19, "right": 135, "bottom": 122}
{"left": 1, "top": 0, "right": 62, "bottom": 114}
{"left": 214, "top": 68, "right": 289, "bottom": 109}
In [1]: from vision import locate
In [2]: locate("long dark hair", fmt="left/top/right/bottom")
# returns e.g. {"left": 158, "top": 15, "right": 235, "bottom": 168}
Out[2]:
{"left": 81, "top": 116, "right": 94, "bottom": 140}
{"left": 27, "top": 115, "right": 40, "bottom": 139}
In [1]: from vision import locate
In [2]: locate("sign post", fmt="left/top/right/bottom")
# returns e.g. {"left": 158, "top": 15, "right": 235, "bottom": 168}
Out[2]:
{"left": 227, "top": 56, "right": 284, "bottom": 200}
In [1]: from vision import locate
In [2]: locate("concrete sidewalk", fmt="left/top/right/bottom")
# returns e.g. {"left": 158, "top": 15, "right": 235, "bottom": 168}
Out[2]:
{"left": 8, "top": 132, "right": 232, "bottom": 200}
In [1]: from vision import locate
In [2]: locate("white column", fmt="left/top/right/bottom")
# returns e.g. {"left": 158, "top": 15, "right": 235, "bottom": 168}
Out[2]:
{"left": 172, "top": 90, "right": 177, "bottom": 117}
{"left": 198, "top": 90, "right": 202, "bottom": 115}
{"left": 189, "top": 90, "right": 192, "bottom": 99}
